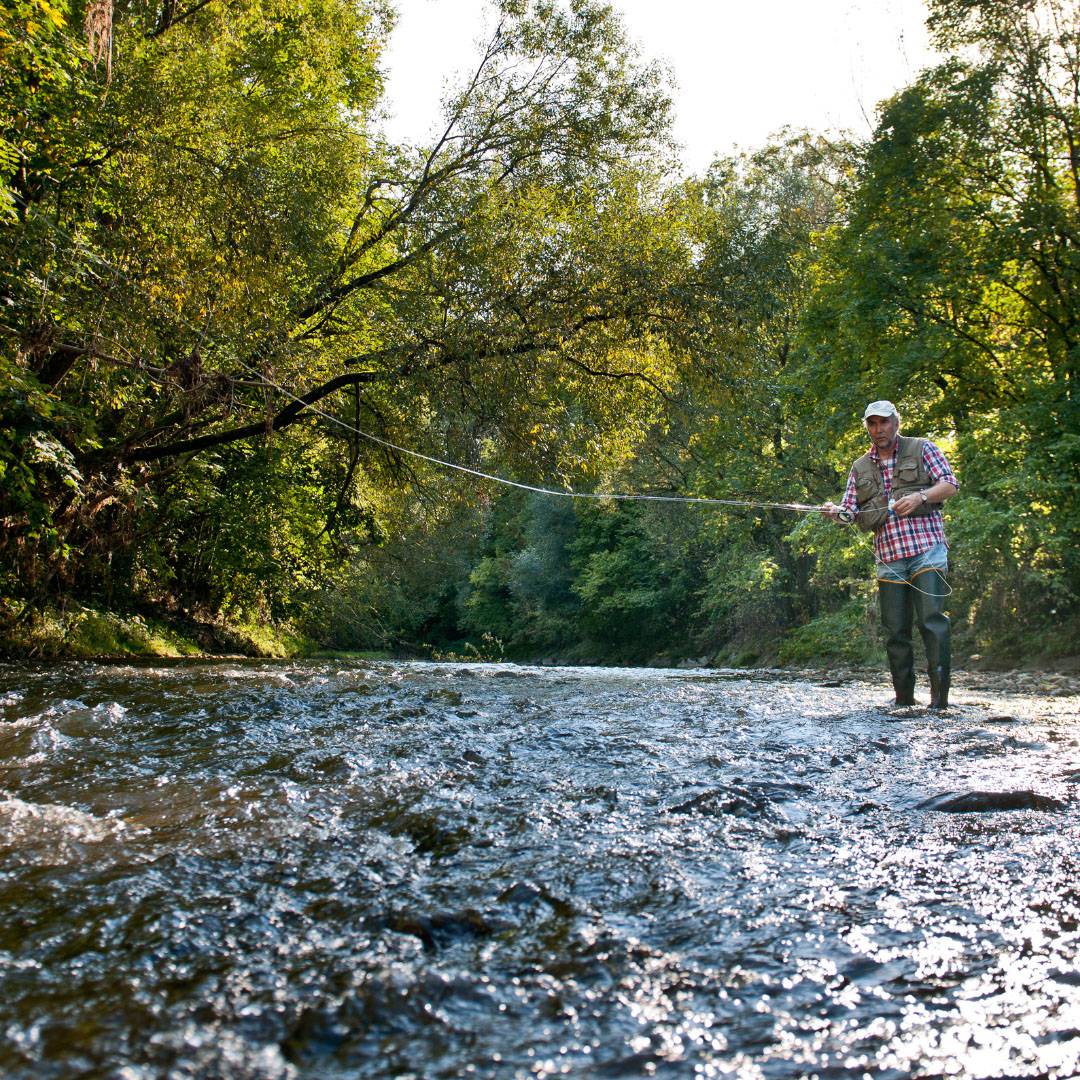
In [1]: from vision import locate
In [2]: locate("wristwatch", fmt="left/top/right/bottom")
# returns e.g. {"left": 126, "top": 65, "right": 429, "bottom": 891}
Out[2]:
{"left": 920, "top": 492, "right": 928, "bottom": 504}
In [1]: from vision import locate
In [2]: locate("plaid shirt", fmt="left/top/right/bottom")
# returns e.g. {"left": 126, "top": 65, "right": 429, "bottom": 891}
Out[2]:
{"left": 841, "top": 439, "right": 959, "bottom": 563}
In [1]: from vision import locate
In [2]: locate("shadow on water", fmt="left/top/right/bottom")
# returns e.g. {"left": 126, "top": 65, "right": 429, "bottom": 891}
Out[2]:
{"left": 0, "top": 659, "right": 1078, "bottom": 1078}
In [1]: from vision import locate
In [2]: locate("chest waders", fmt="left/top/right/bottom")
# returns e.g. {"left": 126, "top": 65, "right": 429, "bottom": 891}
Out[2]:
{"left": 918, "top": 570, "right": 950, "bottom": 709}
{"left": 879, "top": 569, "right": 950, "bottom": 709}
{"left": 864, "top": 439, "right": 951, "bottom": 709}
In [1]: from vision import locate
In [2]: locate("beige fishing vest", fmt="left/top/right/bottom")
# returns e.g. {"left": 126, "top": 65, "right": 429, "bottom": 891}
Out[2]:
{"left": 851, "top": 436, "right": 938, "bottom": 532}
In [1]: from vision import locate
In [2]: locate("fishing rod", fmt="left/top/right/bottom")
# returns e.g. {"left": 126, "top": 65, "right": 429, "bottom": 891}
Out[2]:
{"left": 20, "top": 207, "right": 860, "bottom": 519}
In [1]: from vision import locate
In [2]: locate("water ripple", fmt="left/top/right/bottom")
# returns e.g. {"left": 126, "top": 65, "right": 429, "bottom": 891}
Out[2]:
{"left": 0, "top": 660, "right": 1076, "bottom": 1078}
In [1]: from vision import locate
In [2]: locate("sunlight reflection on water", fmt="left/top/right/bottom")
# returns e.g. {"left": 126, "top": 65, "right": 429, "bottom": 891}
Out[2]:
{"left": 0, "top": 659, "right": 1077, "bottom": 1078}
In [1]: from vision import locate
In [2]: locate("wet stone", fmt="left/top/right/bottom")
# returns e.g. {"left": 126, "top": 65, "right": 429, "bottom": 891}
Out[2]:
{"left": 496, "top": 880, "right": 573, "bottom": 918}
{"left": 367, "top": 908, "right": 496, "bottom": 952}
{"left": 423, "top": 688, "right": 463, "bottom": 706}
{"left": 917, "top": 790, "right": 1067, "bottom": 813}
{"left": 662, "top": 785, "right": 781, "bottom": 819}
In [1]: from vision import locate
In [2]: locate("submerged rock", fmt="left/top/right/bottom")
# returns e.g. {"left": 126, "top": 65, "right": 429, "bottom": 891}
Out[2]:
{"left": 367, "top": 907, "right": 496, "bottom": 951}
{"left": 497, "top": 880, "right": 575, "bottom": 917}
{"left": 917, "top": 790, "right": 1066, "bottom": 813}
{"left": 423, "top": 688, "right": 464, "bottom": 706}
{"left": 661, "top": 783, "right": 802, "bottom": 819}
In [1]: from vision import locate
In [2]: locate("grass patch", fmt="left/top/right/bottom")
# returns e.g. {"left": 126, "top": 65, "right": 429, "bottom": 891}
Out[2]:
{"left": 0, "top": 603, "right": 203, "bottom": 659}
{"left": 0, "top": 602, "right": 314, "bottom": 660}
{"left": 225, "top": 619, "right": 308, "bottom": 659}
{"left": 67, "top": 610, "right": 201, "bottom": 658}
{"left": 778, "top": 600, "right": 880, "bottom": 666}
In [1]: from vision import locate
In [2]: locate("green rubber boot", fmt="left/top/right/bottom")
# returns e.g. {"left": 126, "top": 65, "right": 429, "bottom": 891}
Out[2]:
{"left": 913, "top": 569, "right": 951, "bottom": 710}
{"left": 879, "top": 581, "right": 916, "bottom": 706}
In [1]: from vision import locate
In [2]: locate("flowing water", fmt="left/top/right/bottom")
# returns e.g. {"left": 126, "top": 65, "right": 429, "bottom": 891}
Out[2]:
{"left": 0, "top": 660, "right": 1078, "bottom": 1079}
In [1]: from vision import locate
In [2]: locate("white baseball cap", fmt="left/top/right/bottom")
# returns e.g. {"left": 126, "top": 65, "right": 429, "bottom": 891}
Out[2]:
{"left": 863, "top": 399, "right": 898, "bottom": 419}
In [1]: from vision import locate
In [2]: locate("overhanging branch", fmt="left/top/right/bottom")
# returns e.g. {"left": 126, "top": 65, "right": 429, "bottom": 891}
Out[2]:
{"left": 123, "top": 370, "right": 382, "bottom": 463}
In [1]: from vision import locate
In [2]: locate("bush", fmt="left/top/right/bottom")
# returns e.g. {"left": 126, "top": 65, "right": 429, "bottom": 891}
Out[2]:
{"left": 778, "top": 599, "right": 879, "bottom": 665}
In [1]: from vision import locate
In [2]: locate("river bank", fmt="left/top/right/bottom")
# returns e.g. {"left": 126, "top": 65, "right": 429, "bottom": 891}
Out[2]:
{"left": 3, "top": 601, "right": 1079, "bottom": 700}
{"left": 0, "top": 602, "right": 308, "bottom": 662}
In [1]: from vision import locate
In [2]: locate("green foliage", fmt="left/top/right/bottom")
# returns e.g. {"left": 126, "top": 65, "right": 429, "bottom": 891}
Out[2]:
{"left": 571, "top": 508, "right": 672, "bottom": 651}
{"left": 462, "top": 494, "right": 580, "bottom": 650}
{"left": 458, "top": 494, "right": 714, "bottom": 660}
{"left": 464, "top": 555, "right": 520, "bottom": 643}
{"left": 696, "top": 542, "right": 788, "bottom": 650}
{"left": 0, "top": 0, "right": 90, "bottom": 222}
{"left": 777, "top": 600, "right": 879, "bottom": 665}
{"left": 0, "top": 0, "right": 1075, "bottom": 670}
{"left": 0, "top": 359, "right": 85, "bottom": 594}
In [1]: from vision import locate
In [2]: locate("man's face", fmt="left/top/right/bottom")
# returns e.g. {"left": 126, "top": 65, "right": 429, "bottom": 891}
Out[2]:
{"left": 865, "top": 413, "right": 899, "bottom": 451}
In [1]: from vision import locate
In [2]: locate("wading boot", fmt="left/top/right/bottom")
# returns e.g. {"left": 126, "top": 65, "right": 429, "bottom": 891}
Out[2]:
{"left": 879, "top": 581, "right": 916, "bottom": 706}
{"left": 913, "top": 568, "right": 951, "bottom": 710}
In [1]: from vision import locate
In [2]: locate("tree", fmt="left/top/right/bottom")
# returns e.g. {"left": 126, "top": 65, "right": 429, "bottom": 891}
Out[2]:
{"left": 800, "top": 0, "right": 1080, "bottom": 651}
{"left": 668, "top": 136, "right": 851, "bottom": 641}
{"left": 1, "top": 0, "right": 686, "bottom": 622}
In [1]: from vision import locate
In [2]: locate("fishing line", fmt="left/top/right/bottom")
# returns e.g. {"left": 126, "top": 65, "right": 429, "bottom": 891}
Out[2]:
{"left": 13, "top": 206, "right": 953, "bottom": 594}
{"left": 227, "top": 355, "right": 841, "bottom": 514}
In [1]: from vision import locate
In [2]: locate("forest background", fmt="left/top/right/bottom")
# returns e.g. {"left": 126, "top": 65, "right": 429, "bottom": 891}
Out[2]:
{"left": 1, "top": 0, "right": 1077, "bottom": 667}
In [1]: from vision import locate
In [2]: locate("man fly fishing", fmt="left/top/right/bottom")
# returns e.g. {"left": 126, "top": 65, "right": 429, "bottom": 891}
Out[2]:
{"left": 823, "top": 401, "right": 959, "bottom": 710}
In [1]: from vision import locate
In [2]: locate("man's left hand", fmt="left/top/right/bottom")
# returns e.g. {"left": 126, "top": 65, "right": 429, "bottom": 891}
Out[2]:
{"left": 892, "top": 493, "right": 924, "bottom": 517}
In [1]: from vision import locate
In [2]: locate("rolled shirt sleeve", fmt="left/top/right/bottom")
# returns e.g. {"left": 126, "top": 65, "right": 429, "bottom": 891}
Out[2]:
{"left": 840, "top": 468, "right": 859, "bottom": 514}
{"left": 923, "top": 441, "right": 959, "bottom": 491}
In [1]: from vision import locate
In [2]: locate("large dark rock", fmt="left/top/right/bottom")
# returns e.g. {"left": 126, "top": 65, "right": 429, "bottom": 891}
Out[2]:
{"left": 917, "top": 790, "right": 1066, "bottom": 813}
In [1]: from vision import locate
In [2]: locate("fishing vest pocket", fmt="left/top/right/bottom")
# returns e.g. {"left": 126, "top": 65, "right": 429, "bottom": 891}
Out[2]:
{"left": 853, "top": 472, "right": 889, "bottom": 530}
{"left": 856, "top": 499, "right": 890, "bottom": 531}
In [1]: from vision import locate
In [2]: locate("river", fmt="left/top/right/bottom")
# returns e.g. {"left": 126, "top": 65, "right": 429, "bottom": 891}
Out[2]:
{"left": 0, "top": 660, "right": 1077, "bottom": 1079}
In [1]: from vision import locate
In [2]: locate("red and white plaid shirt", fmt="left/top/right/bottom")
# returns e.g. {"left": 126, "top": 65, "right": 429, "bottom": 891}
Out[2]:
{"left": 841, "top": 439, "right": 959, "bottom": 563}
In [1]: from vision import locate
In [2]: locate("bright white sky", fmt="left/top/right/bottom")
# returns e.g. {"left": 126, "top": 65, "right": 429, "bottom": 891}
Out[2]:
{"left": 380, "top": 0, "right": 938, "bottom": 174}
